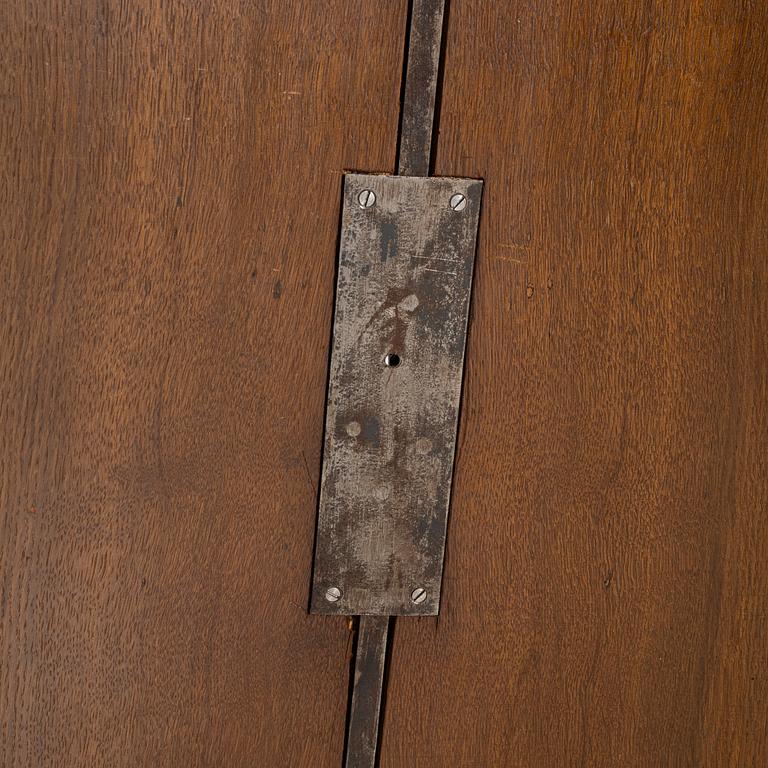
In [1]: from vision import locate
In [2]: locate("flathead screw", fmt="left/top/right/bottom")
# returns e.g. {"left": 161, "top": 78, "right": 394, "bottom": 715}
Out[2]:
{"left": 449, "top": 193, "right": 467, "bottom": 211}
{"left": 411, "top": 587, "right": 427, "bottom": 605}
{"left": 358, "top": 189, "right": 376, "bottom": 209}
{"left": 325, "top": 586, "right": 342, "bottom": 603}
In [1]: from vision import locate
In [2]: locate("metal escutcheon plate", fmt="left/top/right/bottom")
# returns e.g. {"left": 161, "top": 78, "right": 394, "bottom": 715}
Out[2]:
{"left": 310, "top": 173, "right": 483, "bottom": 615}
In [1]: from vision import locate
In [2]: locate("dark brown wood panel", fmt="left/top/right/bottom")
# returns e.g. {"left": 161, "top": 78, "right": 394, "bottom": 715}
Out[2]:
{"left": 0, "top": 2, "right": 406, "bottom": 766}
{"left": 383, "top": 2, "right": 768, "bottom": 766}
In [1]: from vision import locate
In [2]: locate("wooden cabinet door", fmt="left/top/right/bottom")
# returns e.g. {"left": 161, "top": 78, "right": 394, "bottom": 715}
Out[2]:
{"left": 382, "top": 3, "right": 768, "bottom": 766}
{"left": 3, "top": 2, "right": 766, "bottom": 767}
{"left": 1, "top": 3, "right": 405, "bottom": 766}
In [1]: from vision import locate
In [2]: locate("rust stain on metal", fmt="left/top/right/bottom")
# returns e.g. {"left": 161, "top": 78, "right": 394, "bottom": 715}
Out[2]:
{"left": 311, "top": 173, "right": 483, "bottom": 616}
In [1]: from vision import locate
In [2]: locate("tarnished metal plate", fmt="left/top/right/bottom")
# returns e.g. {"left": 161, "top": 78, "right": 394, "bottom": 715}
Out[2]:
{"left": 310, "top": 173, "right": 482, "bottom": 616}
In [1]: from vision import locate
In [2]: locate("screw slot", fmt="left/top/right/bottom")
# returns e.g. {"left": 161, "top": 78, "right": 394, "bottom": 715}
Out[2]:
{"left": 449, "top": 193, "right": 467, "bottom": 211}
{"left": 384, "top": 353, "right": 401, "bottom": 368}
{"left": 358, "top": 189, "right": 376, "bottom": 209}
{"left": 411, "top": 587, "right": 427, "bottom": 605}
{"left": 325, "top": 586, "right": 342, "bottom": 603}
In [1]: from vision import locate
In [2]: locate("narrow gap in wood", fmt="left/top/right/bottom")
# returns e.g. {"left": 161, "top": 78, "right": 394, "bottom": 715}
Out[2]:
{"left": 428, "top": 0, "right": 452, "bottom": 176}
{"left": 344, "top": 616, "right": 390, "bottom": 768}
{"left": 393, "top": 0, "right": 415, "bottom": 175}
{"left": 396, "top": 0, "right": 446, "bottom": 176}
{"left": 341, "top": 617, "right": 362, "bottom": 764}
{"left": 373, "top": 617, "right": 396, "bottom": 768}
{"left": 343, "top": 1, "right": 449, "bottom": 765}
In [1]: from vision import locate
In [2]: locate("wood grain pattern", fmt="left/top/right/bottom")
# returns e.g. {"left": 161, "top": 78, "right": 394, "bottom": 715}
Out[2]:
{"left": 0, "top": 2, "right": 406, "bottom": 766}
{"left": 382, "top": 1, "right": 768, "bottom": 766}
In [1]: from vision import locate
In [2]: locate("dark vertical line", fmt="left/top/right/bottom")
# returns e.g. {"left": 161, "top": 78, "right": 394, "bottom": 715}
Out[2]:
{"left": 397, "top": 0, "right": 446, "bottom": 176}
{"left": 341, "top": 617, "right": 361, "bottom": 763}
{"left": 344, "top": 616, "right": 389, "bottom": 768}
{"left": 428, "top": 0, "right": 451, "bottom": 175}
{"left": 393, "top": 0, "right": 415, "bottom": 174}
{"left": 373, "top": 617, "right": 395, "bottom": 768}
{"left": 342, "top": 1, "right": 449, "bottom": 766}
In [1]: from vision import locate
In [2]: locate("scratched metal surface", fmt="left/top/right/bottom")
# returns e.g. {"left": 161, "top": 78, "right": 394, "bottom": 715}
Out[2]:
{"left": 311, "top": 173, "right": 482, "bottom": 616}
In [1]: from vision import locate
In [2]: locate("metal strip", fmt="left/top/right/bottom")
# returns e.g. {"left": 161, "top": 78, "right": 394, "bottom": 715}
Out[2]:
{"left": 344, "top": 617, "right": 389, "bottom": 768}
{"left": 398, "top": 0, "right": 446, "bottom": 176}
{"left": 311, "top": 173, "right": 482, "bottom": 616}
{"left": 339, "top": 1, "right": 449, "bottom": 764}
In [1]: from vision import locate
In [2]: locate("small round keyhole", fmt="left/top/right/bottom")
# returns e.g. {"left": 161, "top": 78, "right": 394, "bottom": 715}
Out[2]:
{"left": 384, "top": 353, "right": 401, "bottom": 368}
